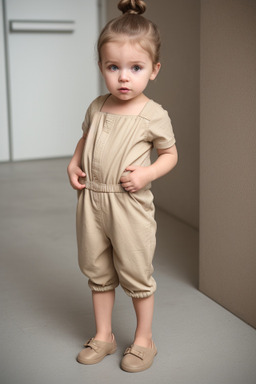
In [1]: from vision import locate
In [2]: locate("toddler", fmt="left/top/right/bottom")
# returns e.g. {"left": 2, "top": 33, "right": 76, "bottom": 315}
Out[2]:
{"left": 67, "top": 0, "right": 178, "bottom": 373}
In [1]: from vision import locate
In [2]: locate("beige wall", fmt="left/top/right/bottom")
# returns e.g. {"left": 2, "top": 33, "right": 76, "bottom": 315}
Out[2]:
{"left": 104, "top": 0, "right": 200, "bottom": 229}
{"left": 200, "top": 0, "right": 256, "bottom": 328}
{"left": 104, "top": 1, "right": 256, "bottom": 327}
{"left": 104, "top": 0, "right": 256, "bottom": 328}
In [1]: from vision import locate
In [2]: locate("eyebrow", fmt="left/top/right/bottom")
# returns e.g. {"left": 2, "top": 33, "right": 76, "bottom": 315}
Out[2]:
{"left": 103, "top": 60, "right": 146, "bottom": 65}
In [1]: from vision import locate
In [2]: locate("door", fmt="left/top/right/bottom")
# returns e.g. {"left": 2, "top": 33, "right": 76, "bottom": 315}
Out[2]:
{"left": 4, "top": 0, "right": 99, "bottom": 160}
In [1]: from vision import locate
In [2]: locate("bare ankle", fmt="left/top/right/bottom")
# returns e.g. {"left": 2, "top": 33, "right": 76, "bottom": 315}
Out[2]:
{"left": 133, "top": 335, "right": 153, "bottom": 348}
{"left": 94, "top": 331, "right": 113, "bottom": 343}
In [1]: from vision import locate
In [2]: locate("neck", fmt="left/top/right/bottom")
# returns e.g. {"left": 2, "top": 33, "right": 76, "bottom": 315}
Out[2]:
{"left": 104, "top": 93, "right": 149, "bottom": 114}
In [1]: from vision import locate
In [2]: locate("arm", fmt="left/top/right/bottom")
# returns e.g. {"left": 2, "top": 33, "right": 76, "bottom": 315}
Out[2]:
{"left": 67, "top": 134, "right": 87, "bottom": 190}
{"left": 120, "top": 145, "right": 178, "bottom": 193}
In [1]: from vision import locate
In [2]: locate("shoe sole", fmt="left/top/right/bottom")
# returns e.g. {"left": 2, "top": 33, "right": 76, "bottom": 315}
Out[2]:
{"left": 77, "top": 347, "right": 117, "bottom": 365}
{"left": 121, "top": 351, "right": 157, "bottom": 373}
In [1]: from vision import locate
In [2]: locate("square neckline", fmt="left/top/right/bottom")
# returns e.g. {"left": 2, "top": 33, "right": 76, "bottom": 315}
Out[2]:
{"left": 98, "top": 94, "right": 152, "bottom": 117}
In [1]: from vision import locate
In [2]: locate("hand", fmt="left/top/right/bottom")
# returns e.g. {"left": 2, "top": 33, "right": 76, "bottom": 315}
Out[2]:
{"left": 120, "top": 165, "right": 152, "bottom": 193}
{"left": 67, "top": 164, "right": 86, "bottom": 190}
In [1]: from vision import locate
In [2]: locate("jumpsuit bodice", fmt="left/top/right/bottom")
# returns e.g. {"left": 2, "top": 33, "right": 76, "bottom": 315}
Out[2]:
{"left": 81, "top": 94, "right": 175, "bottom": 189}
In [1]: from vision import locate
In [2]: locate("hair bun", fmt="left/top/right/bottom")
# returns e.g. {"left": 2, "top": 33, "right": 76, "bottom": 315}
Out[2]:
{"left": 118, "top": 0, "right": 146, "bottom": 15}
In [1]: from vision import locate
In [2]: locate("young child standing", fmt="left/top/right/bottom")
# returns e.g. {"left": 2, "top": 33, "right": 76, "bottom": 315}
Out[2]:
{"left": 67, "top": 0, "right": 178, "bottom": 373}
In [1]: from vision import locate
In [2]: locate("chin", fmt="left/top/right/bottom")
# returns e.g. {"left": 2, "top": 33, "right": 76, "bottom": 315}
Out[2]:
{"left": 115, "top": 94, "right": 134, "bottom": 101}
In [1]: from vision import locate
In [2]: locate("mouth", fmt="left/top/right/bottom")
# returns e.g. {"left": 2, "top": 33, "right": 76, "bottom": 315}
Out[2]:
{"left": 118, "top": 87, "right": 130, "bottom": 93}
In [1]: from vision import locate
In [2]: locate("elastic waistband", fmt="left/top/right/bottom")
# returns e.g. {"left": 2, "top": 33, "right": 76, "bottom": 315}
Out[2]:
{"left": 79, "top": 178, "right": 125, "bottom": 193}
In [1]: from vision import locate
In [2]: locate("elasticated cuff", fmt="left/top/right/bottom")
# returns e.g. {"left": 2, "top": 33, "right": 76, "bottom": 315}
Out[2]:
{"left": 122, "top": 282, "right": 157, "bottom": 299}
{"left": 88, "top": 280, "right": 119, "bottom": 292}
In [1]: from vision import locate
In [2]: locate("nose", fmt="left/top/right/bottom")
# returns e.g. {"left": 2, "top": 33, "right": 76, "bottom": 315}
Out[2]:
{"left": 118, "top": 69, "right": 129, "bottom": 82}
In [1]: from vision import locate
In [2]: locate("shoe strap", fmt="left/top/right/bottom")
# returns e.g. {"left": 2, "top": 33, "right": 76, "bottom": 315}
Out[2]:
{"left": 124, "top": 347, "right": 144, "bottom": 360}
{"left": 84, "top": 338, "right": 100, "bottom": 353}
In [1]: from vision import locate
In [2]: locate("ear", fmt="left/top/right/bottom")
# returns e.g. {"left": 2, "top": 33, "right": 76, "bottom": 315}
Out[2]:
{"left": 150, "top": 62, "right": 161, "bottom": 80}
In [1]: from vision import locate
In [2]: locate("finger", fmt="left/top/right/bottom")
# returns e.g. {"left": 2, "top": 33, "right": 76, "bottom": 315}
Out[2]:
{"left": 121, "top": 182, "right": 130, "bottom": 190}
{"left": 72, "top": 184, "right": 85, "bottom": 191}
{"left": 120, "top": 176, "right": 129, "bottom": 183}
{"left": 77, "top": 184, "right": 86, "bottom": 190}
{"left": 121, "top": 182, "right": 132, "bottom": 188}
{"left": 71, "top": 179, "right": 86, "bottom": 190}
{"left": 78, "top": 169, "right": 86, "bottom": 177}
{"left": 121, "top": 182, "right": 132, "bottom": 189}
{"left": 125, "top": 184, "right": 136, "bottom": 192}
{"left": 125, "top": 165, "right": 137, "bottom": 172}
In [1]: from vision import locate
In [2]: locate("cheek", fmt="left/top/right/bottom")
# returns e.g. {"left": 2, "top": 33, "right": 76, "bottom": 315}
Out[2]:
{"left": 105, "top": 76, "right": 114, "bottom": 86}
{"left": 103, "top": 75, "right": 116, "bottom": 91}
{"left": 102, "top": 72, "right": 110, "bottom": 83}
{"left": 104, "top": 72, "right": 115, "bottom": 81}
{"left": 139, "top": 74, "right": 151, "bottom": 86}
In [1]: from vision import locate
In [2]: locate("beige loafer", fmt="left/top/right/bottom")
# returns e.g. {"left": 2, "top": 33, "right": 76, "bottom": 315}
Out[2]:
{"left": 77, "top": 335, "right": 117, "bottom": 365}
{"left": 121, "top": 342, "right": 157, "bottom": 373}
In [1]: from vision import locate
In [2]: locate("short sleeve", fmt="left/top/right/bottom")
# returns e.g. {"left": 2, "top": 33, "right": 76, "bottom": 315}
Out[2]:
{"left": 147, "top": 107, "right": 176, "bottom": 149}
{"left": 81, "top": 104, "right": 92, "bottom": 136}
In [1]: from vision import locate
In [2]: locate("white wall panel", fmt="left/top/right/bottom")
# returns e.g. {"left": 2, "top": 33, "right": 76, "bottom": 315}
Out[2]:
{"left": 5, "top": 0, "right": 99, "bottom": 160}
{"left": 0, "top": 1, "right": 10, "bottom": 161}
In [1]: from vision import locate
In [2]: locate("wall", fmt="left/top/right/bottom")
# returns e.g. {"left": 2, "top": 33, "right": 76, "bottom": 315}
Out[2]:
{"left": 1, "top": 0, "right": 99, "bottom": 161}
{"left": 200, "top": 0, "right": 256, "bottom": 328}
{"left": 0, "top": 0, "right": 9, "bottom": 161}
{"left": 105, "top": 0, "right": 256, "bottom": 328}
{"left": 104, "top": 0, "right": 200, "bottom": 228}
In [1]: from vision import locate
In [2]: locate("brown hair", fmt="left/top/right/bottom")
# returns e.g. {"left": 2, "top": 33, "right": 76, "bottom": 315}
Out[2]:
{"left": 97, "top": 0, "right": 161, "bottom": 65}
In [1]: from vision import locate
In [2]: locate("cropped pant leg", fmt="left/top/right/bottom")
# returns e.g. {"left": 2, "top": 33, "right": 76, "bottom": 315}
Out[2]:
{"left": 76, "top": 187, "right": 157, "bottom": 298}
{"left": 76, "top": 189, "right": 119, "bottom": 292}
{"left": 103, "top": 190, "right": 157, "bottom": 298}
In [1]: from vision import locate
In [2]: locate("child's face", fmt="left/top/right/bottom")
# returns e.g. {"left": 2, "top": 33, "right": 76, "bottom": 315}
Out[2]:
{"left": 99, "top": 40, "right": 160, "bottom": 103}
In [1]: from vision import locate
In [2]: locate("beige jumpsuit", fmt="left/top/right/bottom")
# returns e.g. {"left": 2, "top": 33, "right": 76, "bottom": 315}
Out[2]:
{"left": 76, "top": 94, "right": 176, "bottom": 298}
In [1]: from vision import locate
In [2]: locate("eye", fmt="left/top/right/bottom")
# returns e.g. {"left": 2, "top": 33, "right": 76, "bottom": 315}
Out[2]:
{"left": 132, "top": 65, "right": 142, "bottom": 72}
{"left": 108, "top": 64, "right": 118, "bottom": 72}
